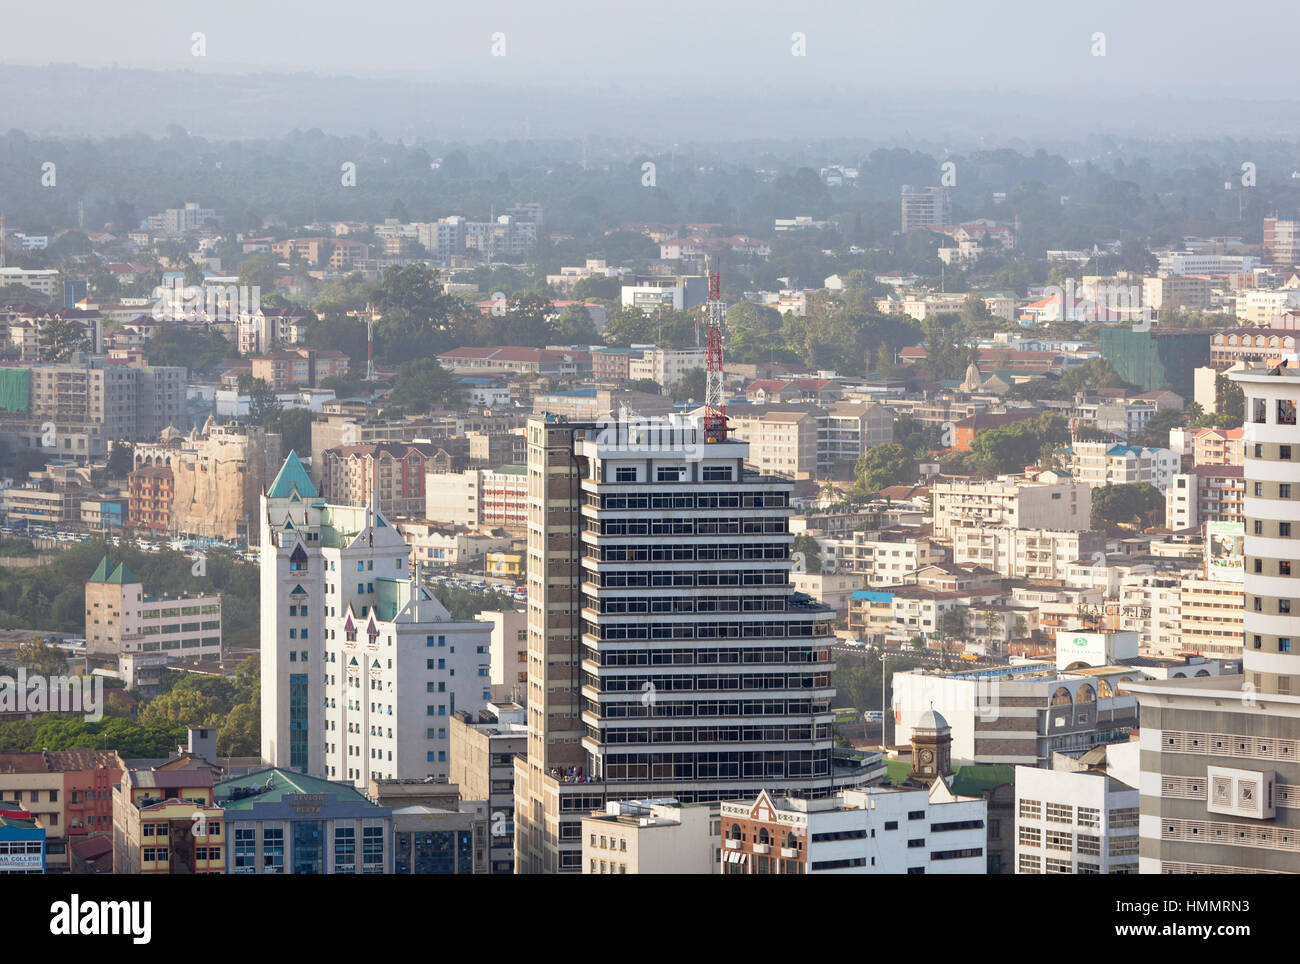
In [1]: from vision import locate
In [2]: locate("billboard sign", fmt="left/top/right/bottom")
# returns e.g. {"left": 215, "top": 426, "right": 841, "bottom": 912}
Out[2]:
{"left": 1206, "top": 521, "right": 1245, "bottom": 583}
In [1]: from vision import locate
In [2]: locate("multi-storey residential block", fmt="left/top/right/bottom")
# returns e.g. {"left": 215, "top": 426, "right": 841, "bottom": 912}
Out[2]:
{"left": 127, "top": 465, "right": 173, "bottom": 531}
{"left": 514, "top": 415, "right": 862, "bottom": 874}
{"left": 425, "top": 465, "right": 529, "bottom": 530}
{"left": 1211, "top": 329, "right": 1298, "bottom": 369}
{"left": 259, "top": 452, "right": 493, "bottom": 788}
{"left": 901, "top": 186, "right": 952, "bottom": 232}
{"left": 322, "top": 442, "right": 440, "bottom": 519}
{"left": 1165, "top": 466, "right": 1245, "bottom": 530}
{"left": 951, "top": 525, "right": 1105, "bottom": 581}
{"left": 817, "top": 401, "right": 892, "bottom": 474}
{"left": 626, "top": 347, "right": 706, "bottom": 390}
{"left": 1064, "top": 441, "right": 1180, "bottom": 490}
{"left": 1262, "top": 217, "right": 1300, "bottom": 266}
{"left": 1141, "top": 274, "right": 1212, "bottom": 312}
{"left": 724, "top": 408, "right": 819, "bottom": 479}
{"left": 931, "top": 474, "right": 1092, "bottom": 541}
{"left": 1191, "top": 426, "right": 1244, "bottom": 466}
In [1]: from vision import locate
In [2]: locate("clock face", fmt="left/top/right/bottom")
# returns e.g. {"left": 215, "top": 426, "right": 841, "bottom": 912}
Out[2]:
{"left": 919, "top": 749, "right": 934, "bottom": 764}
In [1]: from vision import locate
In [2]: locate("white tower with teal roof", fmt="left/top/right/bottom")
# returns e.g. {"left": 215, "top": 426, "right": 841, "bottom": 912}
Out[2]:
{"left": 260, "top": 451, "right": 492, "bottom": 788}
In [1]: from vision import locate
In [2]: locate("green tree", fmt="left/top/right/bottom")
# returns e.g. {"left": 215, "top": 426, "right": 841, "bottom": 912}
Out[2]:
{"left": 38, "top": 318, "right": 91, "bottom": 361}
{"left": 670, "top": 367, "right": 706, "bottom": 403}
{"left": 853, "top": 443, "right": 915, "bottom": 495}
{"left": 264, "top": 408, "right": 312, "bottom": 454}
{"left": 792, "top": 534, "right": 823, "bottom": 575}
{"left": 389, "top": 358, "right": 464, "bottom": 413}
{"left": 16, "top": 638, "right": 68, "bottom": 677}
{"left": 1090, "top": 483, "right": 1164, "bottom": 529}
{"left": 939, "top": 606, "right": 969, "bottom": 643}
{"left": 106, "top": 441, "right": 134, "bottom": 477}
{"left": 237, "top": 253, "right": 280, "bottom": 292}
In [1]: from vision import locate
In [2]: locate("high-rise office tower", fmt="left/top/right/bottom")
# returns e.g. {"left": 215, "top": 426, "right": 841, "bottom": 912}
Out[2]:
{"left": 1128, "top": 361, "right": 1300, "bottom": 873}
{"left": 260, "top": 452, "right": 491, "bottom": 788}
{"left": 514, "top": 415, "right": 859, "bottom": 873}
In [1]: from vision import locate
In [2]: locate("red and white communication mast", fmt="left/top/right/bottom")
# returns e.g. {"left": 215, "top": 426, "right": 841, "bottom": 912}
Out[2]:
{"left": 704, "top": 268, "right": 727, "bottom": 443}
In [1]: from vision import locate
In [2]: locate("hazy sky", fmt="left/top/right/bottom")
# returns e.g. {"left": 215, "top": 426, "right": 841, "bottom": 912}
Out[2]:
{"left": 4, "top": 0, "right": 1296, "bottom": 99}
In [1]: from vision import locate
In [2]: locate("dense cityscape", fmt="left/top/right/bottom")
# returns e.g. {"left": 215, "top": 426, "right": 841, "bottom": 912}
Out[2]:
{"left": 0, "top": 7, "right": 1292, "bottom": 937}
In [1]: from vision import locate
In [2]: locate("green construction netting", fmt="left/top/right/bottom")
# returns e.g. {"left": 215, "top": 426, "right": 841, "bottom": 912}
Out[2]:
{"left": 0, "top": 368, "right": 29, "bottom": 413}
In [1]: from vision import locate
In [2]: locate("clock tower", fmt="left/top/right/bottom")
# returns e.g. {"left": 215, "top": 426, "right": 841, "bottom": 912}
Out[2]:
{"left": 908, "top": 706, "right": 953, "bottom": 785}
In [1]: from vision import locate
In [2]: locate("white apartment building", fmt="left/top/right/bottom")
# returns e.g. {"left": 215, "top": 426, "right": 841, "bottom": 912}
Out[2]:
{"left": 260, "top": 453, "right": 493, "bottom": 788}
{"left": 1179, "top": 574, "right": 1244, "bottom": 659}
{"left": 0, "top": 267, "right": 60, "bottom": 299}
{"left": 725, "top": 409, "right": 819, "bottom": 479}
{"left": 1236, "top": 289, "right": 1300, "bottom": 327}
{"left": 1014, "top": 747, "right": 1140, "bottom": 874}
{"left": 425, "top": 467, "right": 528, "bottom": 529}
{"left": 1117, "top": 572, "right": 1184, "bottom": 654}
{"left": 721, "top": 781, "right": 986, "bottom": 875}
{"left": 817, "top": 401, "right": 893, "bottom": 473}
{"left": 1066, "top": 442, "right": 1180, "bottom": 491}
{"left": 951, "top": 525, "right": 1106, "bottom": 581}
{"left": 1156, "top": 253, "right": 1259, "bottom": 275}
{"left": 831, "top": 530, "right": 947, "bottom": 586}
{"left": 931, "top": 475, "right": 1092, "bottom": 540}
{"left": 627, "top": 347, "right": 706, "bottom": 390}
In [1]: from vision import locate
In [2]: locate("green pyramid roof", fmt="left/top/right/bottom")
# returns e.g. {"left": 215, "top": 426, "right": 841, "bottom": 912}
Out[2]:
{"left": 89, "top": 556, "right": 111, "bottom": 582}
{"left": 107, "top": 561, "right": 138, "bottom": 584}
{"left": 267, "top": 451, "right": 319, "bottom": 500}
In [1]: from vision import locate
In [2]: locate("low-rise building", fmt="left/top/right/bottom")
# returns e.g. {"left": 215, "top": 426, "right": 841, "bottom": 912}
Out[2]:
{"left": 215, "top": 767, "right": 392, "bottom": 874}
{"left": 0, "top": 750, "right": 122, "bottom": 872}
{"left": 1014, "top": 745, "right": 1140, "bottom": 874}
{"left": 582, "top": 799, "right": 718, "bottom": 874}
{"left": 112, "top": 768, "right": 224, "bottom": 874}
{"left": 719, "top": 778, "right": 986, "bottom": 875}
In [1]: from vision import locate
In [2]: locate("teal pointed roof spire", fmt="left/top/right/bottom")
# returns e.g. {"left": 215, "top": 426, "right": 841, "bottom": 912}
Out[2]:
{"left": 267, "top": 450, "right": 319, "bottom": 499}
{"left": 108, "top": 561, "right": 138, "bottom": 584}
{"left": 90, "top": 555, "right": 111, "bottom": 582}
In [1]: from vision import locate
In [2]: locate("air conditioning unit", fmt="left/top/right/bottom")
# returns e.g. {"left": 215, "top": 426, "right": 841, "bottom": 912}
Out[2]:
{"left": 1206, "top": 766, "right": 1275, "bottom": 820}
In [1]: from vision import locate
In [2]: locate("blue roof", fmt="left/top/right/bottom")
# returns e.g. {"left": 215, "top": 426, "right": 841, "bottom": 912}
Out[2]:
{"left": 852, "top": 590, "right": 895, "bottom": 601}
{"left": 267, "top": 451, "right": 319, "bottom": 499}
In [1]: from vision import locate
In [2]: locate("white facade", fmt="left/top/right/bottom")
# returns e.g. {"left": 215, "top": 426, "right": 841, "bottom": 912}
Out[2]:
{"left": 260, "top": 454, "right": 492, "bottom": 788}
{"left": 720, "top": 782, "right": 986, "bottom": 874}
{"left": 1067, "top": 442, "right": 1180, "bottom": 491}
{"left": 931, "top": 477, "right": 1092, "bottom": 540}
{"left": 1014, "top": 755, "right": 1140, "bottom": 874}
